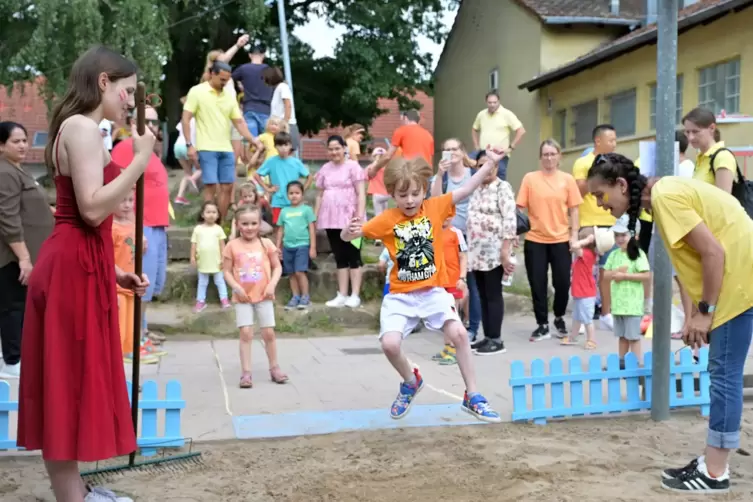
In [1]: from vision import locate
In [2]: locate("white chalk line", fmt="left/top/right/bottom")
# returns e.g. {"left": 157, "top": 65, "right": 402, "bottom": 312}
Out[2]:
{"left": 406, "top": 357, "right": 464, "bottom": 402}
{"left": 210, "top": 339, "right": 233, "bottom": 417}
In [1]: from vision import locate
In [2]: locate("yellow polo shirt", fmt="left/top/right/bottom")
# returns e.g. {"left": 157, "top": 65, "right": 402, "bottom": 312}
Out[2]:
{"left": 652, "top": 177, "right": 753, "bottom": 330}
{"left": 693, "top": 141, "right": 738, "bottom": 186}
{"left": 184, "top": 82, "right": 242, "bottom": 153}
{"left": 472, "top": 107, "right": 522, "bottom": 150}
{"left": 572, "top": 152, "right": 616, "bottom": 227}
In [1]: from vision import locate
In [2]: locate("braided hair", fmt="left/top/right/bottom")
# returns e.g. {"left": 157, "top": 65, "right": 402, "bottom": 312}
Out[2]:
{"left": 587, "top": 153, "right": 646, "bottom": 261}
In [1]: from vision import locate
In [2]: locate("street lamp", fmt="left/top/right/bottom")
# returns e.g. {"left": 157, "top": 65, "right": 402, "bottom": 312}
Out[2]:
{"left": 265, "top": 0, "right": 294, "bottom": 94}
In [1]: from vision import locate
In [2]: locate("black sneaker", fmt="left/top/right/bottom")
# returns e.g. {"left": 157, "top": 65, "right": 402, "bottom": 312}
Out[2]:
{"left": 475, "top": 339, "right": 506, "bottom": 355}
{"left": 553, "top": 317, "right": 568, "bottom": 338}
{"left": 593, "top": 304, "right": 602, "bottom": 320}
{"left": 662, "top": 458, "right": 698, "bottom": 480}
{"left": 661, "top": 460, "right": 729, "bottom": 493}
{"left": 529, "top": 325, "right": 551, "bottom": 342}
{"left": 471, "top": 337, "right": 489, "bottom": 353}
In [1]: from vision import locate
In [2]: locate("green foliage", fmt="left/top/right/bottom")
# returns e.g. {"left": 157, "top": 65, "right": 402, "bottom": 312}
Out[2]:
{"left": 0, "top": 0, "right": 455, "bottom": 132}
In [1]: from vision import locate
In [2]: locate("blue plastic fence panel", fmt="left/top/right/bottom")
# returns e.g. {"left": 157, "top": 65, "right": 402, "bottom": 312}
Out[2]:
{"left": 549, "top": 358, "right": 565, "bottom": 419}
{"left": 588, "top": 355, "right": 603, "bottom": 415}
{"left": 644, "top": 351, "right": 654, "bottom": 402}
{"left": 530, "top": 359, "right": 547, "bottom": 425}
{"left": 509, "top": 361, "right": 528, "bottom": 422}
{"left": 569, "top": 356, "right": 585, "bottom": 417}
{"left": 164, "top": 381, "right": 186, "bottom": 448}
{"left": 606, "top": 354, "right": 622, "bottom": 413}
{"left": 624, "top": 353, "right": 642, "bottom": 411}
{"left": 0, "top": 381, "right": 17, "bottom": 450}
{"left": 139, "top": 381, "right": 159, "bottom": 457}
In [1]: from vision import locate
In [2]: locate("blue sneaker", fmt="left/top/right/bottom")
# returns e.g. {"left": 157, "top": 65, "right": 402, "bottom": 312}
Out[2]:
{"left": 285, "top": 296, "right": 301, "bottom": 310}
{"left": 461, "top": 392, "right": 502, "bottom": 423}
{"left": 298, "top": 295, "right": 311, "bottom": 309}
{"left": 390, "top": 368, "right": 424, "bottom": 419}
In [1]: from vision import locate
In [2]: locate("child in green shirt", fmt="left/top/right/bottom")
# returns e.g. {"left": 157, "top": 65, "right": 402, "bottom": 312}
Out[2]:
{"left": 604, "top": 215, "right": 651, "bottom": 366}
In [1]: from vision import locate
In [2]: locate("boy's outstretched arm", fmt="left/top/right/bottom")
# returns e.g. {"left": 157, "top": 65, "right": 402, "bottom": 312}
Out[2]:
{"left": 450, "top": 148, "right": 503, "bottom": 204}
{"left": 340, "top": 217, "right": 363, "bottom": 242}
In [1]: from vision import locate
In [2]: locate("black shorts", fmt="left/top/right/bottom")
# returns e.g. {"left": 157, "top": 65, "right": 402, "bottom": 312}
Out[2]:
{"left": 325, "top": 229, "right": 362, "bottom": 269}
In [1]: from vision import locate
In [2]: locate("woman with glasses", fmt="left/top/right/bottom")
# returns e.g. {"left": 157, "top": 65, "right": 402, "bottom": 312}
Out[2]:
{"left": 517, "top": 139, "right": 583, "bottom": 342}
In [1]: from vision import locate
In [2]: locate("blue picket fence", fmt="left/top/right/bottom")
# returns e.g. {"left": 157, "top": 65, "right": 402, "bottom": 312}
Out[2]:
{"left": 510, "top": 348, "right": 710, "bottom": 424}
{"left": 0, "top": 379, "right": 186, "bottom": 457}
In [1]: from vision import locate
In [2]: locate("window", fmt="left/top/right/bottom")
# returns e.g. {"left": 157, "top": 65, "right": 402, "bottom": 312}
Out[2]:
{"left": 489, "top": 68, "right": 499, "bottom": 91}
{"left": 553, "top": 109, "right": 567, "bottom": 147}
{"left": 571, "top": 100, "right": 598, "bottom": 146}
{"left": 649, "top": 75, "right": 684, "bottom": 129}
{"left": 698, "top": 58, "right": 740, "bottom": 114}
{"left": 606, "top": 89, "right": 637, "bottom": 137}
{"left": 32, "top": 131, "right": 48, "bottom": 148}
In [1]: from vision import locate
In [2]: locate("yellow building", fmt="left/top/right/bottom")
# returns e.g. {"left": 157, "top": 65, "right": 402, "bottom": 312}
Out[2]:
{"left": 435, "top": 0, "right": 753, "bottom": 189}
{"left": 520, "top": 0, "right": 753, "bottom": 173}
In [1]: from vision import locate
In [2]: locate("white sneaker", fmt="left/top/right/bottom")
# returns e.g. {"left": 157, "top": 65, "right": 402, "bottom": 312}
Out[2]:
{"left": 85, "top": 486, "right": 133, "bottom": 502}
{"left": 344, "top": 295, "right": 361, "bottom": 308}
{"left": 579, "top": 324, "right": 585, "bottom": 335}
{"left": 325, "top": 293, "right": 347, "bottom": 308}
{"left": 0, "top": 362, "right": 20, "bottom": 379}
{"left": 600, "top": 314, "right": 614, "bottom": 331}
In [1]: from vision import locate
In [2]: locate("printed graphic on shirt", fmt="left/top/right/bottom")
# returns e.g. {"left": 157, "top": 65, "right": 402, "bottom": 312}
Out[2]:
{"left": 393, "top": 216, "right": 437, "bottom": 282}
{"left": 124, "top": 236, "right": 135, "bottom": 264}
{"left": 236, "top": 251, "right": 265, "bottom": 284}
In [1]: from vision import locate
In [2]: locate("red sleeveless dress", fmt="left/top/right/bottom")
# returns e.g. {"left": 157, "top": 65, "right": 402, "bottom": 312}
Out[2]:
{"left": 17, "top": 152, "right": 136, "bottom": 461}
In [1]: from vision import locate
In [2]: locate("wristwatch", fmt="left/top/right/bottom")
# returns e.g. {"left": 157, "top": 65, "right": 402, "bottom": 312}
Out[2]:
{"left": 698, "top": 301, "right": 716, "bottom": 315}
{"left": 186, "top": 142, "right": 192, "bottom": 148}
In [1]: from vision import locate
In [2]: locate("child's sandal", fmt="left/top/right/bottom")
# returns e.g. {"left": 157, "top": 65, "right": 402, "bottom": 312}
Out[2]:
{"left": 270, "top": 365, "right": 289, "bottom": 384}
{"left": 239, "top": 373, "right": 253, "bottom": 388}
{"left": 584, "top": 340, "right": 597, "bottom": 351}
{"left": 560, "top": 338, "right": 578, "bottom": 346}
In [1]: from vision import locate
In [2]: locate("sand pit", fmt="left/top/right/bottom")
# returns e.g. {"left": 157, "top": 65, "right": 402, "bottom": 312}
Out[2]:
{"left": 2, "top": 411, "right": 753, "bottom": 501}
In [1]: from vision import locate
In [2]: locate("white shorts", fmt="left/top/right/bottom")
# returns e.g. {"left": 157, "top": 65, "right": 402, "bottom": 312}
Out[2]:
{"left": 231, "top": 126, "right": 242, "bottom": 142}
{"left": 234, "top": 300, "right": 275, "bottom": 329}
{"left": 379, "top": 287, "right": 461, "bottom": 339}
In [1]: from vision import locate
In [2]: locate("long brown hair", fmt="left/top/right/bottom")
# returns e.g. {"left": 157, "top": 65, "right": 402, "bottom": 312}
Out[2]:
{"left": 45, "top": 46, "right": 138, "bottom": 174}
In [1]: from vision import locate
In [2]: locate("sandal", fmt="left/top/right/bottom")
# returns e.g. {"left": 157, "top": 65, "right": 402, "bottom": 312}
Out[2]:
{"left": 270, "top": 365, "right": 289, "bottom": 384}
{"left": 239, "top": 373, "right": 253, "bottom": 389}
{"left": 585, "top": 340, "right": 597, "bottom": 351}
{"left": 560, "top": 338, "right": 578, "bottom": 346}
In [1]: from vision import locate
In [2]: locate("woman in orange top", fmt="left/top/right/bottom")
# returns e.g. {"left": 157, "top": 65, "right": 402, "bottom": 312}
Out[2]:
{"left": 517, "top": 139, "right": 583, "bottom": 340}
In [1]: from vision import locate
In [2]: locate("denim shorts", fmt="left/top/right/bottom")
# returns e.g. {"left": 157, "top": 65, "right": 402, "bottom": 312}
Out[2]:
{"left": 283, "top": 246, "right": 310, "bottom": 275}
{"left": 198, "top": 150, "right": 235, "bottom": 185}
{"left": 572, "top": 297, "right": 595, "bottom": 325}
{"left": 244, "top": 110, "right": 270, "bottom": 137}
{"left": 142, "top": 226, "right": 167, "bottom": 302}
{"left": 707, "top": 306, "right": 753, "bottom": 449}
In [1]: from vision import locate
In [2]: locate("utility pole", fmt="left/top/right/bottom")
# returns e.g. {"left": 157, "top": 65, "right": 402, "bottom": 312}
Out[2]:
{"left": 276, "top": 0, "right": 294, "bottom": 100}
{"left": 651, "top": 0, "right": 678, "bottom": 421}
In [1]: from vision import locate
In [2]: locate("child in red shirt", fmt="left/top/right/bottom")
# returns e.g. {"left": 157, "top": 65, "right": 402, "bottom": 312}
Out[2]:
{"left": 562, "top": 227, "right": 598, "bottom": 348}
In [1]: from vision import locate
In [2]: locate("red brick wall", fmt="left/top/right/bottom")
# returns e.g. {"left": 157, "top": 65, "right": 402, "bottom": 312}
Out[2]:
{"left": 0, "top": 81, "right": 49, "bottom": 165}
{"left": 1, "top": 80, "right": 433, "bottom": 164}
{"left": 299, "top": 91, "right": 435, "bottom": 161}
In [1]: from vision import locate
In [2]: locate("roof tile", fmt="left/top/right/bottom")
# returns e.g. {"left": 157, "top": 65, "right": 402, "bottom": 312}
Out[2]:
{"left": 515, "top": 0, "right": 646, "bottom": 20}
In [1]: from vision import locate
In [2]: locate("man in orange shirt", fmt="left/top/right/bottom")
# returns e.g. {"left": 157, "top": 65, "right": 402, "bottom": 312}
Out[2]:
{"left": 370, "top": 110, "right": 434, "bottom": 172}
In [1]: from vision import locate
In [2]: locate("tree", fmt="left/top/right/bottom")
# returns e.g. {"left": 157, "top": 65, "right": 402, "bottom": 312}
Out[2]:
{"left": 0, "top": 0, "right": 454, "bottom": 134}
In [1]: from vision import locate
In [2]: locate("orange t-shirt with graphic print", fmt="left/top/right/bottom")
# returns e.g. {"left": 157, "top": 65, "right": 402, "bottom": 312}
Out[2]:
{"left": 362, "top": 193, "right": 455, "bottom": 294}
{"left": 222, "top": 237, "right": 278, "bottom": 304}
{"left": 112, "top": 220, "right": 136, "bottom": 297}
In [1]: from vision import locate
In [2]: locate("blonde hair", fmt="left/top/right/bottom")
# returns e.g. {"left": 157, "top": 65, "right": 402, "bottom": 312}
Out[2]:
{"left": 344, "top": 124, "right": 365, "bottom": 139}
{"left": 539, "top": 138, "right": 562, "bottom": 156}
{"left": 442, "top": 137, "right": 475, "bottom": 168}
{"left": 266, "top": 116, "right": 289, "bottom": 133}
{"left": 200, "top": 50, "right": 224, "bottom": 82}
{"left": 384, "top": 157, "right": 433, "bottom": 194}
{"left": 234, "top": 204, "right": 262, "bottom": 222}
{"left": 238, "top": 182, "right": 258, "bottom": 199}
{"left": 578, "top": 227, "right": 596, "bottom": 250}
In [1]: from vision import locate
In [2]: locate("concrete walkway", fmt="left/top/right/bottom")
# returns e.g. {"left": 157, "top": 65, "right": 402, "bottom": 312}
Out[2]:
{"left": 2, "top": 314, "right": 746, "bottom": 446}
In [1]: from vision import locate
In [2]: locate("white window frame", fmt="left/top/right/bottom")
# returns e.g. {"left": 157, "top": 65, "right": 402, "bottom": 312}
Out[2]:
{"left": 32, "top": 131, "right": 48, "bottom": 149}
{"left": 489, "top": 68, "right": 499, "bottom": 91}
{"left": 607, "top": 88, "right": 637, "bottom": 137}
{"left": 698, "top": 58, "right": 740, "bottom": 115}
{"left": 571, "top": 100, "right": 598, "bottom": 146}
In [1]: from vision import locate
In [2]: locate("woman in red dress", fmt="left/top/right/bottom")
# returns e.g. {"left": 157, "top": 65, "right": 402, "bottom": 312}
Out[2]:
{"left": 17, "top": 46, "right": 155, "bottom": 502}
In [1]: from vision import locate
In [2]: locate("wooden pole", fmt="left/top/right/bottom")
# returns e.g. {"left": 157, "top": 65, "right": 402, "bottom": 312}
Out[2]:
{"left": 129, "top": 82, "right": 146, "bottom": 466}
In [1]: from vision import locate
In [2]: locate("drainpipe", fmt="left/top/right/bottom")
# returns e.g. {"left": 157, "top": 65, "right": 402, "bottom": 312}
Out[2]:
{"left": 610, "top": 0, "right": 620, "bottom": 15}
{"left": 646, "top": 0, "right": 658, "bottom": 25}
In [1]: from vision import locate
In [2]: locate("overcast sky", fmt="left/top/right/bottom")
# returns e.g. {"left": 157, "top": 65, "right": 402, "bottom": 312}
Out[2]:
{"left": 292, "top": 8, "right": 457, "bottom": 69}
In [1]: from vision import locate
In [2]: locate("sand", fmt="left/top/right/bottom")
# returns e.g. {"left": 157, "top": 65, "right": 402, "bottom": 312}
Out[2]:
{"left": 2, "top": 412, "right": 753, "bottom": 501}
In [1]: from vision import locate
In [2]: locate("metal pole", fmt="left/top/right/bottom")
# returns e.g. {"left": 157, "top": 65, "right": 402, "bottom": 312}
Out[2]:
{"left": 651, "top": 0, "right": 678, "bottom": 421}
{"left": 276, "top": 0, "right": 294, "bottom": 98}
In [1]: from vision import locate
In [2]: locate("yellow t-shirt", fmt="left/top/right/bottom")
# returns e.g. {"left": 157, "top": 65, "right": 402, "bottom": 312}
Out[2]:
{"left": 572, "top": 152, "right": 616, "bottom": 227}
{"left": 693, "top": 141, "right": 739, "bottom": 186}
{"left": 472, "top": 107, "right": 522, "bottom": 151}
{"left": 258, "top": 132, "right": 279, "bottom": 160}
{"left": 191, "top": 223, "right": 227, "bottom": 274}
{"left": 184, "top": 82, "right": 242, "bottom": 153}
{"left": 652, "top": 177, "right": 753, "bottom": 330}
